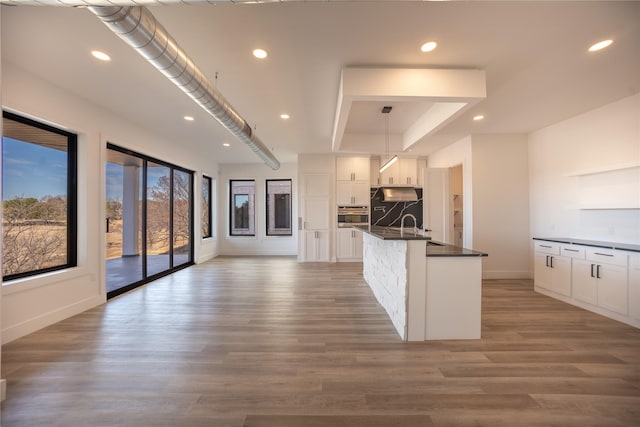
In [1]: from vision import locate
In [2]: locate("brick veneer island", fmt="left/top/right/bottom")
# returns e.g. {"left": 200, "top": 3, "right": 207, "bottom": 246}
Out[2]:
{"left": 355, "top": 226, "right": 487, "bottom": 341}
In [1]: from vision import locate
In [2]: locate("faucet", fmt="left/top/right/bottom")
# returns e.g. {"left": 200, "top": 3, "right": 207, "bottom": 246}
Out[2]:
{"left": 400, "top": 213, "right": 417, "bottom": 235}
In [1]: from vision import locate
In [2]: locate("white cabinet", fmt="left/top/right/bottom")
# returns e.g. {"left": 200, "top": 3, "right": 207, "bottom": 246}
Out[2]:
{"left": 337, "top": 156, "right": 369, "bottom": 181}
{"left": 573, "top": 248, "right": 628, "bottom": 315}
{"left": 629, "top": 255, "right": 640, "bottom": 321}
{"left": 336, "top": 181, "right": 369, "bottom": 206}
{"left": 301, "top": 173, "right": 330, "bottom": 262}
{"left": 337, "top": 228, "right": 363, "bottom": 260}
{"left": 305, "top": 230, "right": 329, "bottom": 262}
{"left": 533, "top": 242, "right": 571, "bottom": 297}
{"left": 380, "top": 157, "right": 417, "bottom": 186}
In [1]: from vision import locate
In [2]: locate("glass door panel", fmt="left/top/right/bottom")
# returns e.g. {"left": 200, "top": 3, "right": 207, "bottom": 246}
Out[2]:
{"left": 173, "top": 169, "right": 192, "bottom": 267}
{"left": 146, "top": 162, "right": 171, "bottom": 277}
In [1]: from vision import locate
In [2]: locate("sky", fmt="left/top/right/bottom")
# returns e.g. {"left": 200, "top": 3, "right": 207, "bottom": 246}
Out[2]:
{"left": 2, "top": 137, "right": 67, "bottom": 200}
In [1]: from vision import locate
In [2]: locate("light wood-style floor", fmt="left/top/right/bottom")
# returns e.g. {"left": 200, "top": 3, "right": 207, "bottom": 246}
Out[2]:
{"left": 2, "top": 257, "right": 639, "bottom": 426}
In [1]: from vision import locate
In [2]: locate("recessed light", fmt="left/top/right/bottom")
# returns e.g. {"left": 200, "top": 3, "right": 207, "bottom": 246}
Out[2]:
{"left": 473, "top": 115, "right": 484, "bottom": 121}
{"left": 91, "top": 50, "right": 111, "bottom": 61}
{"left": 280, "top": 114, "right": 290, "bottom": 120}
{"left": 420, "top": 41, "right": 438, "bottom": 53}
{"left": 184, "top": 116, "right": 194, "bottom": 121}
{"left": 223, "top": 142, "right": 230, "bottom": 147}
{"left": 588, "top": 39, "right": 613, "bottom": 52}
{"left": 253, "top": 48, "right": 268, "bottom": 59}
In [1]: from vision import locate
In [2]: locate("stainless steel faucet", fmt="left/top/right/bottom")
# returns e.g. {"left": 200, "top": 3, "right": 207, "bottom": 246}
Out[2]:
{"left": 400, "top": 213, "right": 417, "bottom": 235}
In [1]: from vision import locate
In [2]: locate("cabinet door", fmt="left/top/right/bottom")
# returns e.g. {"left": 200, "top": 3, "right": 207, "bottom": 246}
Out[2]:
{"left": 380, "top": 159, "right": 399, "bottom": 185}
{"left": 551, "top": 255, "right": 571, "bottom": 297}
{"left": 304, "top": 198, "right": 329, "bottom": 229}
{"left": 629, "top": 257, "right": 640, "bottom": 321}
{"left": 336, "top": 228, "right": 353, "bottom": 258}
{"left": 336, "top": 157, "right": 353, "bottom": 181}
{"left": 399, "top": 158, "right": 418, "bottom": 186}
{"left": 336, "top": 182, "right": 353, "bottom": 205}
{"left": 534, "top": 253, "right": 553, "bottom": 292}
{"left": 572, "top": 259, "right": 597, "bottom": 305}
{"left": 597, "top": 263, "right": 628, "bottom": 315}
{"left": 352, "top": 229, "right": 363, "bottom": 259}
{"left": 353, "top": 181, "right": 370, "bottom": 205}
{"left": 351, "top": 156, "right": 370, "bottom": 181}
{"left": 305, "top": 230, "right": 329, "bottom": 262}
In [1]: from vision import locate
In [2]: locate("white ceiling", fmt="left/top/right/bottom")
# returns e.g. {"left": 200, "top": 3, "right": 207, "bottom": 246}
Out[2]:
{"left": 2, "top": 1, "right": 639, "bottom": 165}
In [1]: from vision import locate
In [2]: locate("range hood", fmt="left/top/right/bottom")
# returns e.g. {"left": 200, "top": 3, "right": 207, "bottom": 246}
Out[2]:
{"left": 381, "top": 187, "right": 419, "bottom": 202}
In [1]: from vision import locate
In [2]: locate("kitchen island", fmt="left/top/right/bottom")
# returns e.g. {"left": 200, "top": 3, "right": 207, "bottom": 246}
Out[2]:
{"left": 356, "top": 225, "right": 487, "bottom": 341}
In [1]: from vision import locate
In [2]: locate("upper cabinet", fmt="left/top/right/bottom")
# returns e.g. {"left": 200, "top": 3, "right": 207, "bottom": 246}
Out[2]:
{"left": 379, "top": 157, "right": 418, "bottom": 186}
{"left": 337, "top": 156, "right": 370, "bottom": 181}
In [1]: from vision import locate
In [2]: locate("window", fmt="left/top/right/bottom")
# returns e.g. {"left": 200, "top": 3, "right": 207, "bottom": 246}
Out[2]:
{"left": 266, "top": 179, "right": 292, "bottom": 236}
{"left": 2, "top": 111, "right": 77, "bottom": 281}
{"left": 202, "top": 175, "right": 212, "bottom": 238}
{"left": 229, "top": 180, "right": 255, "bottom": 236}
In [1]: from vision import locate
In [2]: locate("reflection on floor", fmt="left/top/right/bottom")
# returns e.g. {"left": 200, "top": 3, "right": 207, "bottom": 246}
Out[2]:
{"left": 106, "top": 254, "right": 190, "bottom": 294}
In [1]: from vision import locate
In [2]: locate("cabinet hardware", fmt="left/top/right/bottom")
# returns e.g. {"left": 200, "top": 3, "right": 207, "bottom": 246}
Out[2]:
{"left": 540, "top": 245, "right": 552, "bottom": 248}
{"left": 545, "top": 255, "right": 548, "bottom": 267}
{"left": 407, "top": 177, "right": 411, "bottom": 185}
{"left": 594, "top": 252, "right": 614, "bottom": 257}
{"left": 590, "top": 263, "right": 595, "bottom": 278}
{"left": 389, "top": 177, "right": 394, "bottom": 185}
{"left": 564, "top": 248, "right": 579, "bottom": 252}
{"left": 549, "top": 256, "right": 554, "bottom": 268}
{"left": 314, "top": 231, "right": 318, "bottom": 239}
{"left": 596, "top": 264, "right": 601, "bottom": 279}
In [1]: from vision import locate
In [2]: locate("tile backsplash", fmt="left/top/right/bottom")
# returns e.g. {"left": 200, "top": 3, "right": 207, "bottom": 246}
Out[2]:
{"left": 370, "top": 188, "right": 423, "bottom": 228}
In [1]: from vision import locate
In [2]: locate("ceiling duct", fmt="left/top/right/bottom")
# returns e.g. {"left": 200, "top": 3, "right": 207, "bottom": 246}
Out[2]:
{"left": 88, "top": 6, "right": 280, "bottom": 170}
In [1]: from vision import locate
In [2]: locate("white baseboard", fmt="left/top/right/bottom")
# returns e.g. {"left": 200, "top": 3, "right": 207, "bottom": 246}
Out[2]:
{"left": 1, "top": 379, "right": 6, "bottom": 402}
{"left": 2, "top": 294, "right": 104, "bottom": 344}
{"left": 482, "top": 270, "right": 532, "bottom": 280}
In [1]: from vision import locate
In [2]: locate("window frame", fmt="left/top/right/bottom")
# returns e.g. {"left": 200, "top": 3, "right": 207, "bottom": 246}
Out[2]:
{"left": 202, "top": 175, "right": 213, "bottom": 239}
{"left": 266, "top": 179, "right": 293, "bottom": 237}
{"left": 229, "top": 179, "right": 255, "bottom": 237}
{"left": 2, "top": 111, "right": 78, "bottom": 282}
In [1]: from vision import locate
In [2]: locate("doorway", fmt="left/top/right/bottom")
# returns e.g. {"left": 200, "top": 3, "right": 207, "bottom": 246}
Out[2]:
{"left": 450, "top": 164, "right": 463, "bottom": 247}
{"left": 105, "top": 144, "right": 194, "bottom": 298}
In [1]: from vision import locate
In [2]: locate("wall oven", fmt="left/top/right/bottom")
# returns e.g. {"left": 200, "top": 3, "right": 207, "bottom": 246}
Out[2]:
{"left": 337, "top": 206, "right": 369, "bottom": 227}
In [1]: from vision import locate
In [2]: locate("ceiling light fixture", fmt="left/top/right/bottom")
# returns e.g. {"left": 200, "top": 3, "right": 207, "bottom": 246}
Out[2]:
{"left": 588, "top": 39, "right": 613, "bottom": 52}
{"left": 223, "top": 142, "right": 230, "bottom": 147}
{"left": 184, "top": 115, "right": 194, "bottom": 121}
{"left": 280, "top": 114, "right": 290, "bottom": 120}
{"left": 91, "top": 50, "right": 111, "bottom": 61}
{"left": 420, "top": 41, "right": 438, "bottom": 53}
{"left": 473, "top": 115, "right": 485, "bottom": 121}
{"left": 253, "top": 48, "right": 268, "bottom": 59}
{"left": 379, "top": 106, "right": 398, "bottom": 173}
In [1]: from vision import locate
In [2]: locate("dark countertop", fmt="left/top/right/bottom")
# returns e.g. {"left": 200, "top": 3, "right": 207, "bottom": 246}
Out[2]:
{"left": 533, "top": 237, "right": 640, "bottom": 253}
{"left": 426, "top": 241, "right": 488, "bottom": 257}
{"left": 355, "top": 225, "right": 432, "bottom": 241}
{"left": 355, "top": 225, "right": 488, "bottom": 257}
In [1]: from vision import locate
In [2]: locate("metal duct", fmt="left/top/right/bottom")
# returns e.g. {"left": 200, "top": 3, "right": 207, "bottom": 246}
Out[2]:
{"left": 88, "top": 6, "right": 280, "bottom": 170}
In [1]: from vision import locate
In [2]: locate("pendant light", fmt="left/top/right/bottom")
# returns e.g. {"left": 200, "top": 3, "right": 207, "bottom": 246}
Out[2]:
{"left": 379, "top": 106, "right": 397, "bottom": 173}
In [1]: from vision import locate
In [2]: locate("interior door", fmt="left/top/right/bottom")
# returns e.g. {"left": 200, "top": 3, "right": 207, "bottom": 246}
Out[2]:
{"left": 423, "top": 168, "right": 451, "bottom": 243}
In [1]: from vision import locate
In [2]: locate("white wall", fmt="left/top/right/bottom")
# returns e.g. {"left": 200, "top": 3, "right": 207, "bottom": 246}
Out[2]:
{"left": 427, "top": 134, "right": 531, "bottom": 279}
{"left": 471, "top": 134, "right": 530, "bottom": 279}
{"left": 1, "top": 63, "right": 219, "bottom": 343}
{"left": 529, "top": 93, "right": 640, "bottom": 244}
{"left": 218, "top": 162, "right": 298, "bottom": 256}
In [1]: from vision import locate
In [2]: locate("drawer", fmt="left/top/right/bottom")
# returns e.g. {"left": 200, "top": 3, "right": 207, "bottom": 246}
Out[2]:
{"left": 534, "top": 241, "right": 560, "bottom": 255}
{"left": 560, "top": 244, "right": 585, "bottom": 259}
{"left": 586, "top": 247, "right": 628, "bottom": 267}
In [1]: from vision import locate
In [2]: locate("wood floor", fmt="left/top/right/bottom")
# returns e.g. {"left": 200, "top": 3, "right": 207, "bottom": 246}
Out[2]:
{"left": 2, "top": 257, "right": 639, "bottom": 426}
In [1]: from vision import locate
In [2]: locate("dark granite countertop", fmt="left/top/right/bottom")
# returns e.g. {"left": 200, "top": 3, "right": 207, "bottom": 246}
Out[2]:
{"left": 426, "top": 241, "right": 488, "bottom": 257}
{"left": 533, "top": 237, "right": 640, "bottom": 253}
{"left": 355, "top": 225, "right": 488, "bottom": 257}
{"left": 355, "top": 225, "right": 432, "bottom": 241}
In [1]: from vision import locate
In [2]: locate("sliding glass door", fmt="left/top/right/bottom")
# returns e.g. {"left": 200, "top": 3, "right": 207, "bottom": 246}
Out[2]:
{"left": 106, "top": 144, "right": 194, "bottom": 298}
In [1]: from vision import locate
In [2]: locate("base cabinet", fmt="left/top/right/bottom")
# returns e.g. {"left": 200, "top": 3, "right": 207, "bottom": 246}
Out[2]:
{"left": 337, "top": 228, "right": 363, "bottom": 260}
{"left": 305, "top": 230, "right": 329, "bottom": 262}
{"left": 534, "top": 239, "right": 635, "bottom": 328}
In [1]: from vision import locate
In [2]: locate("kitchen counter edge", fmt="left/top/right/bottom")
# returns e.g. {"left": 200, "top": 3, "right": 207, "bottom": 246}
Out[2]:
{"left": 533, "top": 237, "right": 640, "bottom": 253}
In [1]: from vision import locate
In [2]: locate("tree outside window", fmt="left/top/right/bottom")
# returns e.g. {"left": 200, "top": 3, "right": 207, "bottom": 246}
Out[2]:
{"left": 229, "top": 180, "right": 255, "bottom": 236}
